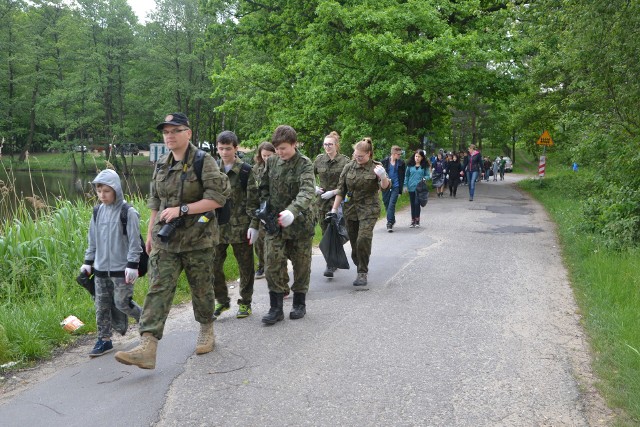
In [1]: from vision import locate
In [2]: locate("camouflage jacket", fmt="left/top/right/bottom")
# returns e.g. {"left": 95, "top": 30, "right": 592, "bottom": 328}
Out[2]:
{"left": 148, "top": 143, "right": 230, "bottom": 252}
{"left": 259, "top": 149, "right": 316, "bottom": 239}
{"left": 252, "top": 162, "right": 267, "bottom": 184}
{"left": 336, "top": 159, "right": 382, "bottom": 221}
{"left": 314, "top": 152, "right": 350, "bottom": 214}
{"left": 218, "top": 157, "right": 260, "bottom": 244}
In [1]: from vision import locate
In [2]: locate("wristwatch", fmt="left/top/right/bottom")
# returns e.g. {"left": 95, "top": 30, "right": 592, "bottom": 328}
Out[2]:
{"left": 180, "top": 204, "right": 189, "bottom": 216}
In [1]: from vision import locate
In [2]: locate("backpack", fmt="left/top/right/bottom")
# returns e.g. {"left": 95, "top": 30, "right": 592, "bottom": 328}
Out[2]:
{"left": 92, "top": 202, "right": 149, "bottom": 277}
{"left": 192, "top": 149, "right": 251, "bottom": 225}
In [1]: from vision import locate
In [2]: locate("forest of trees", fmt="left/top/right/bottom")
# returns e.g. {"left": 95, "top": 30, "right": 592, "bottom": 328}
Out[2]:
{"left": 1, "top": 0, "right": 638, "bottom": 246}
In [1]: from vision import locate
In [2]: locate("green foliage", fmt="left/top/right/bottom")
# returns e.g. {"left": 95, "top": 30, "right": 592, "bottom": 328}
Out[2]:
{"left": 519, "top": 171, "right": 640, "bottom": 423}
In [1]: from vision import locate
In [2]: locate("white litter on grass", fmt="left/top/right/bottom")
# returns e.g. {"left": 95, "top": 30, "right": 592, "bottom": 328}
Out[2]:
{"left": 0, "top": 361, "right": 18, "bottom": 369}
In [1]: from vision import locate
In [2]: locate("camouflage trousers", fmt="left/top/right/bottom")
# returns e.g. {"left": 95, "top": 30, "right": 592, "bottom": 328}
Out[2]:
{"left": 139, "top": 247, "right": 215, "bottom": 340}
{"left": 265, "top": 234, "right": 313, "bottom": 294}
{"left": 346, "top": 217, "right": 377, "bottom": 274}
{"left": 213, "top": 242, "right": 255, "bottom": 306}
{"left": 255, "top": 225, "right": 266, "bottom": 269}
{"left": 94, "top": 276, "right": 141, "bottom": 339}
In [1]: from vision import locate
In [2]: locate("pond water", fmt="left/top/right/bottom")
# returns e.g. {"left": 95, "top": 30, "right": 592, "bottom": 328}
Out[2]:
{"left": 0, "top": 169, "right": 153, "bottom": 214}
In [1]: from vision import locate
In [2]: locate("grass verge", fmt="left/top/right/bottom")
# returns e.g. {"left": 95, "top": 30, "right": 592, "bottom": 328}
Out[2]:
{"left": 519, "top": 169, "right": 640, "bottom": 425}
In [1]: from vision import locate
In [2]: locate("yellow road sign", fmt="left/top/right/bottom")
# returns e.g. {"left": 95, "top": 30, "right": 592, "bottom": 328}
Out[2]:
{"left": 536, "top": 130, "right": 554, "bottom": 146}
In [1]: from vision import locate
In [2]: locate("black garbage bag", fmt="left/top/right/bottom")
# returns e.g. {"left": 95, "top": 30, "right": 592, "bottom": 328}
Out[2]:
{"left": 319, "top": 213, "right": 350, "bottom": 270}
{"left": 416, "top": 180, "right": 429, "bottom": 207}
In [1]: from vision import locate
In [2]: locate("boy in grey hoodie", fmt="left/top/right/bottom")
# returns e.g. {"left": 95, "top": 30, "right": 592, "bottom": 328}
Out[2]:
{"left": 80, "top": 169, "right": 143, "bottom": 357}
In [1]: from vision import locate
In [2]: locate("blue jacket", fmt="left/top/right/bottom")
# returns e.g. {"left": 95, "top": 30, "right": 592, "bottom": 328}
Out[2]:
{"left": 404, "top": 165, "right": 430, "bottom": 192}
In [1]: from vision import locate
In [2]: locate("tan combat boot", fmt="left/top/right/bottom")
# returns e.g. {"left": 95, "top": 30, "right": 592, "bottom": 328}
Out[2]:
{"left": 114, "top": 332, "right": 158, "bottom": 369}
{"left": 195, "top": 322, "right": 215, "bottom": 355}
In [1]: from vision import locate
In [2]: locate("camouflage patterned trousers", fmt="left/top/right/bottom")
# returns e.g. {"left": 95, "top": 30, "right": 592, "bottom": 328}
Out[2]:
{"left": 346, "top": 217, "right": 377, "bottom": 274}
{"left": 255, "top": 225, "right": 266, "bottom": 269}
{"left": 139, "top": 247, "right": 215, "bottom": 340}
{"left": 213, "top": 242, "right": 255, "bottom": 306}
{"left": 94, "top": 276, "right": 141, "bottom": 339}
{"left": 265, "top": 234, "right": 313, "bottom": 294}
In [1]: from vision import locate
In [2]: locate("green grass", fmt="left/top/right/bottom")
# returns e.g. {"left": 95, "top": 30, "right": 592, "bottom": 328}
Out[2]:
{"left": 519, "top": 170, "right": 640, "bottom": 425}
{"left": 0, "top": 196, "right": 234, "bottom": 368}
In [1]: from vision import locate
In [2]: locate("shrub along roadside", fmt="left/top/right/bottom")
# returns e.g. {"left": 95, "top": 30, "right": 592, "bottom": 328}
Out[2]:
{"left": 519, "top": 168, "right": 640, "bottom": 424}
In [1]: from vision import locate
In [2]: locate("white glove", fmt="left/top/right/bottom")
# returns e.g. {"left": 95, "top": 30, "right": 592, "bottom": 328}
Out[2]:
{"left": 278, "top": 210, "right": 294, "bottom": 227}
{"left": 246, "top": 228, "right": 259, "bottom": 245}
{"left": 374, "top": 165, "right": 386, "bottom": 179}
{"left": 321, "top": 189, "right": 336, "bottom": 200}
{"left": 315, "top": 186, "right": 324, "bottom": 195}
{"left": 80, "top": 264, "right": 92, "bottom": 275}
{"left": 125, "top": 268, "right": 139, "bottom": 284}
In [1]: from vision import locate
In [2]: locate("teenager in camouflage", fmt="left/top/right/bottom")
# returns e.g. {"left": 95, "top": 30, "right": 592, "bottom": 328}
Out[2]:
{"left": 211, "top": 131, "right": 260, "bottom": 320}
{"left": 313, "top": 131, "right": 349, "bottom": 278}
{"left": 115, "top": 112, "right": 230, "bottom": 370}
{"left": 259, "top": 125, "right": 315, "bottom": 324}
{"left": 251, "top": 141, "right": 276, "bottom": 280}
{"left": 329, "top": 137, "right": 390, "bottom": 286}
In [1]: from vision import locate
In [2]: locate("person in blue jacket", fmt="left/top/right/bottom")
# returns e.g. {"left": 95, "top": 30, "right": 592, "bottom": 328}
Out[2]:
{"left": 404, "top": 150, "right": 430, "bottom": 228}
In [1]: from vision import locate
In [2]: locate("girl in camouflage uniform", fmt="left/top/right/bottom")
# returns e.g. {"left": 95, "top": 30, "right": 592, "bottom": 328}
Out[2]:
{"left": 330, "top": 138, "right": 390, "bottom": 286}
{"left": 314, "top": 131, "right": 350, "bottom": 278}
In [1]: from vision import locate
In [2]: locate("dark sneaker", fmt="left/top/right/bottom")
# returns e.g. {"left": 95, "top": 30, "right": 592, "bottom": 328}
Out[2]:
{"left": 409, "top": 220, "right": 415, "bottom": 228}
{"left": 213, "top": 303, "right": 230, "bottom": 319}
{"left": 415, "top": 221, "right": 420, "bottom": 228}
{"left": 353, "top": 273, "right": 368, "bottom": 286}
{"left": 255, "top": 268, "right": 265, "bottom": 279}
{"left": 89, "top": 339, "right": 114, "bottom": 358}
{"left": 236, "top": 304, "right": 252, "bottom": 318}
{"left": 323, "top": 266, "right": 336, "bottom": 278}
{"left": 386, "top": 223, "right": 393, "bottom": 233}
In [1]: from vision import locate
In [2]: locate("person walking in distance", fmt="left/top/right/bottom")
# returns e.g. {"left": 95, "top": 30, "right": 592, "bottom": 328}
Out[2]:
{"left": 329, "top": 137, "right": 390, "bottom": 286}
{"left": 463, "top": 144, "right": 482, "bottom": 201}
{"left": 211, "top": 131, "right": 260, "bottom": 320}
{"left": 80, "top": 169, "right": 143, "bottom": 357}
{"left": 431, "top": 151, "right": 446, "bottom": 198}
{"left": 380, "top": 145, "right": 406, "bottom": 232}
{"left": 259, "top": 125, "right": 316, "bottom": 324}
{"left": 314, "top": 131, "right": 350, "bottom": 278}
{"left": 404, "top": 150, "right": 430, "bottom": 228}
{"left": 114, "top": 113, "right": 230, "bottom": 369}
{"left": 251, "top": 142, "right": 275, "bottom": 280}
{"left": 447, "top": 153, "right": 462, "bottom": 197}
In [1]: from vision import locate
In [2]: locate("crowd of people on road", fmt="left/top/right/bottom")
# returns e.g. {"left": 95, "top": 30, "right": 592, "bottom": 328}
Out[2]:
{"left": 79, "top": 112, "right": 512, "bottom": 369}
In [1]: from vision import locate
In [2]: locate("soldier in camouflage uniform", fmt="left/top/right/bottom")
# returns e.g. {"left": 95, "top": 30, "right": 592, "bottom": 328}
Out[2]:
{"left": 212, "top": 131, "right": 260, "bottom": 319}
{"left": 329, "top": 137, "right": 390, "bottom": 286}
{"left": 251, "top": 141, "right": 275, "bottom": 280}
{"left": 259, "top": 125, "right": 315, "bottom": 324}
{"left": 115, "top": 112, "right": 230, "bottom": 370}
{"left": 314, "top": 131, "right": 350, "bottom": 278}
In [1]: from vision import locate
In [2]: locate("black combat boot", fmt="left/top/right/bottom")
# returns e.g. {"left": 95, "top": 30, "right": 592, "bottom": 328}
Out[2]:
{"left": 289, "top": 292, "right": 306, "bottom": 320}
{"left": 262, "top": 291, "right": 285, "bottom": 325}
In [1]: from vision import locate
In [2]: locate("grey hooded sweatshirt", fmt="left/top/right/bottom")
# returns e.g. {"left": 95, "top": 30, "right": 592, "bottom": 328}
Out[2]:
{"left": 84, "top": 169, "right": 143, "bottom": 276}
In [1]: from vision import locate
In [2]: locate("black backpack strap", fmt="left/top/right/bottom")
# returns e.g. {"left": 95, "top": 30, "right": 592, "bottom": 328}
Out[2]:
{"left": 92, "top": 205, "right": 99, "bottom": 222}
{"left": 120, "top": 202, "right": 131, "bottom": 236}
{"left": 239, "top": 162, "right": 251, "bottom": 191}
{"left": 193, "top": 149, "right": 206, "bottom": 184}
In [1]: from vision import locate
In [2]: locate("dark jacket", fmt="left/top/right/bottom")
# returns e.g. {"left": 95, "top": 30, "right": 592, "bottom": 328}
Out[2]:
{"left": 446, "top": 160, "right": 462, "bottom": 181}
{"left": 381, "top": 156, "right": 406, "bottom": 192}
{"left": 463, "top": 151, "right": 483, "bottom": 173}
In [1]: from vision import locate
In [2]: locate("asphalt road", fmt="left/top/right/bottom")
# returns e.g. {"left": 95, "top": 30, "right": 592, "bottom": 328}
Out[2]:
{"left": 0, "top": 174, "right": 610, "bottom": 426}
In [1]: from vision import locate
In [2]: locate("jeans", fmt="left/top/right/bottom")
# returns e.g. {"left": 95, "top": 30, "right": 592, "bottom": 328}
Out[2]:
{"left": 382, "top": 186, "right": 400, "bottom": 224}
{"left": 467, "top": 171, "right": 479, "bottom": 199}
{"left": 409, "top": 191, "right": 421, "bottom": 219}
